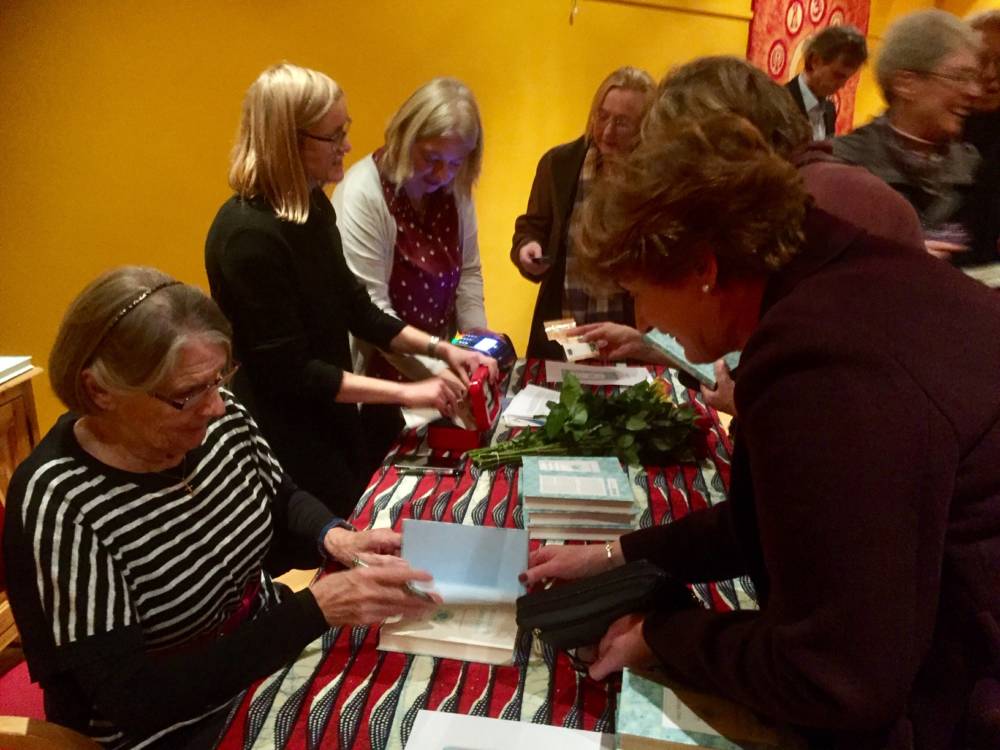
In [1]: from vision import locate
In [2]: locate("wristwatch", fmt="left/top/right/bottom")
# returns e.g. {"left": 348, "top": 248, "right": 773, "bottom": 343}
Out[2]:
{"left": 426, "top": 335, "right": 441, "bottom": 357}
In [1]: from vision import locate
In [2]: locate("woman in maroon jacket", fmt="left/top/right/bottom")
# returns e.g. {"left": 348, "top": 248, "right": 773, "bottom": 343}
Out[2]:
{"left": 524, "top": 112, "right": 1000, "bottom": 749}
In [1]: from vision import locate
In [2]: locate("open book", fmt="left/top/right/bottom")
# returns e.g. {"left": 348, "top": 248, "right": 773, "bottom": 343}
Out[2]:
{"left": 377, "top": 520, "right": 529, "bottom": 665}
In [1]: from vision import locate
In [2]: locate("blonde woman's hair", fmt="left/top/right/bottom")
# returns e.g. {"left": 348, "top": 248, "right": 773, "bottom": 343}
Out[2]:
{"left": 876, "top": 10, "right": 981, "bottom": 104}
{"left": 585, "top": 66, "right": 656, "bottom": 139}
{"left": 228, "top": 62, "right": 342, "bottom": 223}
{"left": 576, "top": 114, "right": 808, "bottom": 290}
{"left": 50, "top": 266, "right": 232, "bottom": 415}
{"left": 380, "top": 78, "right": 483, "bottom": 199}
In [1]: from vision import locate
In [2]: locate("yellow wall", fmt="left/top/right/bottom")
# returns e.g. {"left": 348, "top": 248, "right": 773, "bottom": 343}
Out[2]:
{"left": 939, "top": 0, "right": 1000, "bottom": 15}
{"left": 0, "top": 0, "right": 988, "bottom": 432}
{"left": 0, "top": 0, "right": 751, "bottom": 431}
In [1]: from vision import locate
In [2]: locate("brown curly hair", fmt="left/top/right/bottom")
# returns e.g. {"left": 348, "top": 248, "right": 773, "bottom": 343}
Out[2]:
{"left": 576, "top": 113, "right": 808, "bottom": 289}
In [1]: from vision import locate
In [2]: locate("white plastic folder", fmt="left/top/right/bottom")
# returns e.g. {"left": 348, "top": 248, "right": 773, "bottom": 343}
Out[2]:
{"left": 405, "top": 710, "right": 615, "bottom": 750}
{"left": 401, "top": 520, "right": 529, "bottom": 604}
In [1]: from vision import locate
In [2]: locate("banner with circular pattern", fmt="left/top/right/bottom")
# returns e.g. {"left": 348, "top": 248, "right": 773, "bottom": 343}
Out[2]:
{"left": 747, "top": 0, "right": 871, "bottom": 136}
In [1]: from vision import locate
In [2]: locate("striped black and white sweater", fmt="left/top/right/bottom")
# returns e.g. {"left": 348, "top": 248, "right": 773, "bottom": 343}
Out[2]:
{"left": 3, "top": 392, "right": 337, "bottom": 749}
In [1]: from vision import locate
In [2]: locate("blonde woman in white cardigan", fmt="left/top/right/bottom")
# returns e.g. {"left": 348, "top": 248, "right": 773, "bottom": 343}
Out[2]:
{"left": 333, "top": 78, "right": 487, "bottom": 390}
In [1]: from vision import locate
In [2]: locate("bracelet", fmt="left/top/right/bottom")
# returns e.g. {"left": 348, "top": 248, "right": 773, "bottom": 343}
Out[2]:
{"left": 604, "top": 540, "right": 614, "bottom": 560}
{"left": 426, "top": 335, "right": 441, "bottom": 357}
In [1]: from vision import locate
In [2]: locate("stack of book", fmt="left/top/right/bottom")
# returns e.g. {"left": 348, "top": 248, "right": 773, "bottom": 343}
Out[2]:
{"left": 520, "top": 456, "right": 637, "bottom": 541}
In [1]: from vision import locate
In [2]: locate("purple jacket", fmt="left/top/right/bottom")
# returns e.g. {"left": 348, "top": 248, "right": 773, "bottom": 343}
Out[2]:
{"left": 622, "top": 203, "right": 1000, "bottom": 749}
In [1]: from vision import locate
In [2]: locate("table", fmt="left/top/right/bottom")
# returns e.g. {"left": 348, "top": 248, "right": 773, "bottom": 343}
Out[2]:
{"left": 217, "top": 359, "right": 753, "bottom": 750}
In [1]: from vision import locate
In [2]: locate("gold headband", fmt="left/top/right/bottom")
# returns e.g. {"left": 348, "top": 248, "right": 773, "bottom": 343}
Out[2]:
{"left": 92, "top": 280, "right": 182, "bottom": 355}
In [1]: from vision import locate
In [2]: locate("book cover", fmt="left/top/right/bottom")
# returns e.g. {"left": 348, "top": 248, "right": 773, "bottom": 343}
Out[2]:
{"left": 520, "top": 456, "right": 633, "bottom": 507}
{"left": 401, "top": 519, "right": 528, "bottom": 604}
{"left": 617, "top": 669, "right": 804, "bottom": 750}
{"left": 642, "top": 330, "right": 740, "bottom": 389}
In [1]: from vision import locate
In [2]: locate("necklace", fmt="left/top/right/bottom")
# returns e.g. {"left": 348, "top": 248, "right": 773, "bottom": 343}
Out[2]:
{"left": 162, "top": 456, "right": 196, "bottom": 496}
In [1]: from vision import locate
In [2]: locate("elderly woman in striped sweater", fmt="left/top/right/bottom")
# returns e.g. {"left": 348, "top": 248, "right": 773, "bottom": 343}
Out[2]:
{"left": 2, "top": 266, "right": 437, "bottom": 750}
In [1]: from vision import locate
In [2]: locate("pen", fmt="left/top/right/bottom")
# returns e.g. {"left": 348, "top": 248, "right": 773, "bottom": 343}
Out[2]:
{"left": 351, "top": 556, "right": 437, "bottom": 603}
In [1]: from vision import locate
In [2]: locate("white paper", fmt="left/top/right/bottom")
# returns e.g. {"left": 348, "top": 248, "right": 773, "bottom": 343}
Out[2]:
{"left": 405, "top": 710, "right": 614, "bottom": 750}
{"left": 402, "top": 520, "right": 528, "bottom": 604}
{"left": 544, "top": 360, "right": 650, "bottom": 386}
{"left": 502, "top": 384, "right": 561, "bottom": 425}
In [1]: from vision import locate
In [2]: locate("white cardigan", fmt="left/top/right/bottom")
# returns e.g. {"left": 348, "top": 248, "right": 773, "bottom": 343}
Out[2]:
{"left": 332, "top": 154, "right": 487, "bottom": 380}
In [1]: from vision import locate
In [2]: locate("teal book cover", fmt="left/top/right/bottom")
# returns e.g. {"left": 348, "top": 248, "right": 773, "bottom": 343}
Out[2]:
{"left": 643, "top": 329, "right": 740, "bottom": 389}
{"left": 521, "top": 456, "right": 632, "bottom": 505}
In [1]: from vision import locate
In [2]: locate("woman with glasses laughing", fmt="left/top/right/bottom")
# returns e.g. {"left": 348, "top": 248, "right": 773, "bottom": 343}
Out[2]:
{"left": 833, "top": 10, "right": 985, "bottom": 264}
{"left": 205, "top": 63, "right": 496, "bottom": 518}
{"left": 3, "top": 266, "right": 440, "bottom": 750}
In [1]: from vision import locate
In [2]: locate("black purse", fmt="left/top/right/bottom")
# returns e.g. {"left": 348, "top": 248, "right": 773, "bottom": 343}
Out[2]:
{"left": 515, "top": 560, "right": 698, "bottom": 651}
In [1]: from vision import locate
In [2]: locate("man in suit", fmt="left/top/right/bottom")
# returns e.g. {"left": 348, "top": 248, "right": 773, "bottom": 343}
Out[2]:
{"left": 786, "top": 25, "right": 868, "bottom": 140}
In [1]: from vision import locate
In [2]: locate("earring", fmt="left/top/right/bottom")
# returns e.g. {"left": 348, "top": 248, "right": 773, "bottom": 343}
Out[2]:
{"left": 701, "top": 284, "right": 710, "bottom": 293}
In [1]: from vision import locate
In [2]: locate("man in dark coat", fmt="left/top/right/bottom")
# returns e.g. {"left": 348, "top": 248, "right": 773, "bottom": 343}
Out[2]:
{"left": 785, "top": 24, "right": 868, "bottom": 140}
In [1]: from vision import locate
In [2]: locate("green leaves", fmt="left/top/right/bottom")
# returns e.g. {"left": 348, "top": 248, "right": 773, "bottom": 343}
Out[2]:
{"left": 468, "top": 373, "right": 700, "bottom": 469}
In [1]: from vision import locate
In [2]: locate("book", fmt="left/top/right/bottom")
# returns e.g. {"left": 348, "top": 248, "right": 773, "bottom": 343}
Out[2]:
{"left": 521, "top": 456, "right": 634, "bottom": 512}
{"left": 400, "top": 520, "right": 528, "bottom": 604}
{"left": 642, "top": 330, "right": 740, "bottom": 390}
{"left": 521, "top": 457, "right": 637, "bottom": 540}
{"left": 0, "top": 356, "right": 32, "bottom": 386}
{"left": 379, "top": 603, "right": 518, "bottom": 666}
{"left": 405, "top": 709, "right": 615, "bottom": 749}
{"left": 526, "top": 508, "right": 638, "bottom": 526}
{"left": 377, "top": 520, "right": 529, "bottom": 665}
{"left": 617, "top": 669, "right": 805, "bottom": 750}
{"left": 527, "top": 525, "right": 632, "bottom": 541}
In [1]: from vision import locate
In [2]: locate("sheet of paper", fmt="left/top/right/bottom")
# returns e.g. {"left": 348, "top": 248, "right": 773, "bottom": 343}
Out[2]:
{"left": 502, "top": 383, "right": 561, "bottom": 426}
{"left": 544, "top": 360, "right": 650, "bottom": 386}
{"left": 402, "top": 520, "right": 528, "bottom": 604}
{"left": 405, "top": 709, "right": 615, "bottom": 750}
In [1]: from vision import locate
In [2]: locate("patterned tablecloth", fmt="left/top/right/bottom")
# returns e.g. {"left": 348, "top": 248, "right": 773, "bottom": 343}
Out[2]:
{"left": 217, "top": 359, "right": 754, "bottom": 750}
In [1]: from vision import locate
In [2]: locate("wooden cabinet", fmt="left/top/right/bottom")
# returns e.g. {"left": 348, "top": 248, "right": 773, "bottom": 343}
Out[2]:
{"left": 0, "top": 367, "right": 42, "bottom": 653}
{"left": 0, "top": 368, "right": 42, "bottom": 505}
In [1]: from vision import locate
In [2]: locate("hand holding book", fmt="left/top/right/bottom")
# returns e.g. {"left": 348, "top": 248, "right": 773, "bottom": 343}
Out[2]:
{"left": 520, "top": 540, "right": 623, "bottom": 587}
{"left": 309, "top": 559, "right": 439, "bottom": 626}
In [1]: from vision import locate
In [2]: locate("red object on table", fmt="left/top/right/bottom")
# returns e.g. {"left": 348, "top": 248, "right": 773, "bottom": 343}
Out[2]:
{"left": 217, "top": 358, "right": 738, "bottom": 750}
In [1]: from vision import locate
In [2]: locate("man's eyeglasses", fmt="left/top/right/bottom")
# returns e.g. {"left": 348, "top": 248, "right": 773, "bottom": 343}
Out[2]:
{"left": 298, "top": 120, "right": 352, "bottom": 148}
{"left": 151, "top": 364, "right": 240, "bottom": 411}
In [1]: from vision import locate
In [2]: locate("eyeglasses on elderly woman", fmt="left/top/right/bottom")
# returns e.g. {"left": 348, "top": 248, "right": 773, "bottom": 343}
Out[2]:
{"left": 150, "top": 362, "right": 240, "bottom": 411}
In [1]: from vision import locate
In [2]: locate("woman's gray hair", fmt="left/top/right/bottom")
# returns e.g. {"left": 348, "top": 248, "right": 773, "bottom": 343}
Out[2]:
{"left": 876, "top": 10, "right": 981, "bottom": 103}
{"left": 50, "top": 266, "right": 232, "bottom": 415}
{"left": 380, "top": 77, "right": 483, "bottom": 200}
